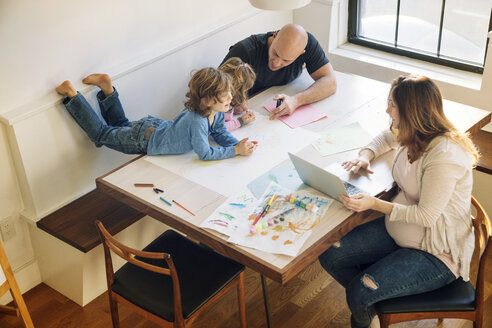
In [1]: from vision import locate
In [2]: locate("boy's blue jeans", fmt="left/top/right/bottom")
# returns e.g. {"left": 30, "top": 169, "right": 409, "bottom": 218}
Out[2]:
{"left": 318, "top": 217, "right": 456, "bottom": 328}
{"left": 63, "top": 89, "right": 163, "bottom": 154}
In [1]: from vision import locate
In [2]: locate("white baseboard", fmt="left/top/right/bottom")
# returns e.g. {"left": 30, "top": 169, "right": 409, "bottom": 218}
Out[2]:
{"left": 0, "top": 259, "right": 41, "bottom": 305}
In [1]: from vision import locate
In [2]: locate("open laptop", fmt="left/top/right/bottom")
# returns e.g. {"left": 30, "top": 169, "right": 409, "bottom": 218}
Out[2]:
{"left": 288, "top": 152, "right": 378, "bottom": 200}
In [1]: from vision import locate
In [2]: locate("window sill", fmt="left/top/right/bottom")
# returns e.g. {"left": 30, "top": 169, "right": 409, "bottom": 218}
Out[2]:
{"left": 329, "top": 43, "right": 483, "bottom": 91}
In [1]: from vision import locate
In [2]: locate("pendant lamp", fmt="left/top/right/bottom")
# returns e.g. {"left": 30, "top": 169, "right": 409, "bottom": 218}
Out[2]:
{"left": 249, "top": 0, "right": 311, "bottom": 10}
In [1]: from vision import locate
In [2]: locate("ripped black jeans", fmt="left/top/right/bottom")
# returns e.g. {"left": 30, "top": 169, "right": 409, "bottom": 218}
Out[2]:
{"left": 318, "top": 217, "right": 456, "bottom": 328}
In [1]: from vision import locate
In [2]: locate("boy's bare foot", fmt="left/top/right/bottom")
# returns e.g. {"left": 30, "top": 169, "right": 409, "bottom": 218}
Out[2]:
{"left": 55, "top": 81, "right": 77, "bottom": 99}
{"left": 82, "top": 73, "right": 114, "bottom": 96}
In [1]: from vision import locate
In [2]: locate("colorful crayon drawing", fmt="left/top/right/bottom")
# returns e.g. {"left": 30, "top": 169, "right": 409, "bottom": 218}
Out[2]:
{"left": 228, "top": 182, "right": 333, "bottom": 257}
{"left": 201, "top": 182, "right": 333, "bottom": 257}
{"left": 199, "top": 188, "right": 257, "bottom": 236}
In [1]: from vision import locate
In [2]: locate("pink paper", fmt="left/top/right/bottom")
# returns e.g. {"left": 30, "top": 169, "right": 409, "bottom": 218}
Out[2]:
{"left": 264, "top": 102, "right": 327, "bottom": 128}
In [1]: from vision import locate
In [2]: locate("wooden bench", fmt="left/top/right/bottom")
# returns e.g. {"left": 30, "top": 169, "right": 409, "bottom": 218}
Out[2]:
{"left": 31, "top": 189, "right": 169, "bottom": 306}
{"left": 36, "top": 189, "right": 145, "bottom": 253}
{"left": 472, "top": 129, "right": 492, "bottom": 175}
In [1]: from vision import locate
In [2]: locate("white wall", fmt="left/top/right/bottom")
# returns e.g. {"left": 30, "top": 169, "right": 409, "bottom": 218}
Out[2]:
{"left": 0, "top": 0, "right": 292, "bottom": 301}
{"left": 0, "top": 0, "right": 257, "bottom": 112}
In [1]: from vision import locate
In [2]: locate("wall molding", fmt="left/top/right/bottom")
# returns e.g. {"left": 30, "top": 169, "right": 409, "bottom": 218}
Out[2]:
{"left": 0, "top": 8, "right": 261, "bottom": 127}
{"left": 0, "top": 7, "right": 292, "bottom": 225}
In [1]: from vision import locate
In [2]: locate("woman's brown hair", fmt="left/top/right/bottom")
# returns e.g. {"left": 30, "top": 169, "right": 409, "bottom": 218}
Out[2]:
{"left": 184, "top": 67, "right": 232, "bottom": 117}
{"left": 218, "top": 57, "right": 256, "bottom": 108}
{"left": 390, "top": 75, "right": 478, "bottom": 164}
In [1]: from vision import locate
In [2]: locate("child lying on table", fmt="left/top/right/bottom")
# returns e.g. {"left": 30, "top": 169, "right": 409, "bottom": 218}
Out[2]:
{"left": 56, "top": 68, "right": 257, "bottom": 160}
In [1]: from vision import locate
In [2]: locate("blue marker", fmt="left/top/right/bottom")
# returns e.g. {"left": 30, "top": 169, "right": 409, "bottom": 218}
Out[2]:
{"left": 276, "top": 99, "right": 282, "bottom": 108}
{"left": 160, "top": 196, "right": 172, "bottom": 206}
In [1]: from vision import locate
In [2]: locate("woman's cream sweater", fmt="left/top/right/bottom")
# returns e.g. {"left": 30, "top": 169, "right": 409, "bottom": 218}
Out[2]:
{"left": 365, "top": 130, "right": 475, "bottom": 280}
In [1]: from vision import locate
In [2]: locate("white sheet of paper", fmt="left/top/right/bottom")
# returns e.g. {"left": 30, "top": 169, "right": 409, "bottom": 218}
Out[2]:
{"left": 225, "top": 182, "right": 333, "bottom": 257}
{"left": 199, "top": 188, "right": 257, "bottom": 236}
{"left": 144, "top": 112, "right": 319, "bottom": 196}
{"left": 312, "top": 122, "right": 373, "bottom": 156}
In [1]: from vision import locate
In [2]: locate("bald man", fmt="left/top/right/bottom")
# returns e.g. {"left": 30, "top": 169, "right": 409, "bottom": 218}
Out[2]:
{"left": 221, "top": 24, "right": 337, "bottom": 120}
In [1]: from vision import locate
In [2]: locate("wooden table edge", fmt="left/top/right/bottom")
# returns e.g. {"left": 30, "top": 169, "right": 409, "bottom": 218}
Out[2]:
{"left": 96, "top": 173, "right": 288, "bottom": 283}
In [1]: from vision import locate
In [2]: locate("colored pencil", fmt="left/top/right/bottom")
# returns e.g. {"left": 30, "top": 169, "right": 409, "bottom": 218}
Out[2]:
{"left": 252, "top": 193, "right": 276, "bottom": 226}
{"left": 159, "top": 196, "right": 172, "bottom": 206}
{"left": 172, "top": 200, "right": 195, "bottom": 216}
{"left": 134, "top": 183, "right": 154, "bottom": 187}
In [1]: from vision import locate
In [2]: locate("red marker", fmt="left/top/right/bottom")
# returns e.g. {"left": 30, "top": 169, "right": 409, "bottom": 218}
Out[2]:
{"left": 252, "top": 193, "right": 276, "bottom": 226}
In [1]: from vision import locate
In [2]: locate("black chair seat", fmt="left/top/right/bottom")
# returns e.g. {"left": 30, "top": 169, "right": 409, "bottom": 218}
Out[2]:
{"left": 375, "top": 278, "right": 476, "bottom": 314}
{"left": 111, "top": 230, "right": 244, "bottom": 322}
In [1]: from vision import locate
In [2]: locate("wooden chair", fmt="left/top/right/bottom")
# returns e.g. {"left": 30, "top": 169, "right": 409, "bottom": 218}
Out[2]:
{"left": 96, "top": 221, "right": 247, "bottom": 328}
{"left": 375, "top": 196, "right": 491, "bottom": 328}
{"left": 0, "top": 239, "right": 34, "bottom": 328}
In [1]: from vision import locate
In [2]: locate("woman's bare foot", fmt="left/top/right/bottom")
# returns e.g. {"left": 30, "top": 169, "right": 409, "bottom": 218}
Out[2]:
{"left": 82, "top": 73, "right": 114, "bottom": 96}
{"left": 55, "top": 81, "right": 77, "bottom": 99}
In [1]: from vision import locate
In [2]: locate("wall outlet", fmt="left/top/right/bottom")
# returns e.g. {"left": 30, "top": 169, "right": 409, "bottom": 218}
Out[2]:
{"left": 0, "top": 216, "right": 16, "bottom": 242}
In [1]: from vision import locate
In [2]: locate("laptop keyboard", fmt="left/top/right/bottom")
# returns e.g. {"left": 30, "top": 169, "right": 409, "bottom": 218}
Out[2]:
{"left": 343, "top": 182, "right": 364, "bottom": 196}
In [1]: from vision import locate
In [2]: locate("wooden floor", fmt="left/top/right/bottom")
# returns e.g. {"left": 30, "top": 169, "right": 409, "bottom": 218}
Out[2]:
{"left": 1, "top": 257, "right": 491, "bottom": 328}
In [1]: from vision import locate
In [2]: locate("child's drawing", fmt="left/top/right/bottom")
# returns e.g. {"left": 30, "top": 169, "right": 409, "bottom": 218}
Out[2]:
{"left": 199, "top": 189, "right": 257, "bottom": 236}
{"left": 228, "top": 182, "right": 333, "bottom": 257}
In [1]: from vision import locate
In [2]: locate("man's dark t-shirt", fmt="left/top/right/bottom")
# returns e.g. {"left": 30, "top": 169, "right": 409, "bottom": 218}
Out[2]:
{"left": 221, "top": 31, "right": 329, "bottom": 95}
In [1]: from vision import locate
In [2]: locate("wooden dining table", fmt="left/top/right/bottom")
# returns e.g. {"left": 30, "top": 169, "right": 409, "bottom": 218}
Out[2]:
{"left": 96, "top": 70, "right": 491, "bottom": 327}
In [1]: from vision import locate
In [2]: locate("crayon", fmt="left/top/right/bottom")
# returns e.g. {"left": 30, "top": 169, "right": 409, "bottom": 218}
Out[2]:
{"left": 252, "top": 193, "right": 276, "bottom": 226}
{"left": 134, "top": 183, "right": 154, "bottom": 187}
{"left": 172, "top": 200, "right": 195, "bottom": 216}
{"left": 159, "top": 196, "right": 172, "bottom": 206}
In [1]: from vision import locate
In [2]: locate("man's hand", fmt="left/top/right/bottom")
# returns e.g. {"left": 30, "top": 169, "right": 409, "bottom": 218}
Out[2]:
{"left": 269, "top": 94, "right": 299, "bottom": 120}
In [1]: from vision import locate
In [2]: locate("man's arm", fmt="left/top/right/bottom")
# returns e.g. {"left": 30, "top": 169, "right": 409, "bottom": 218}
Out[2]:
{"left": 296, "top": 62, "right": 337, "bottom": 105}
{"left": 270, "top": 63, "right": 337, "bottom": 120}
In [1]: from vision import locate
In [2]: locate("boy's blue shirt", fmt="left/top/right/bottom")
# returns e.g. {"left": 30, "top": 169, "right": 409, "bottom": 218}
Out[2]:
{"left": 146, "top": 109, "right": 239, "bottom": 160}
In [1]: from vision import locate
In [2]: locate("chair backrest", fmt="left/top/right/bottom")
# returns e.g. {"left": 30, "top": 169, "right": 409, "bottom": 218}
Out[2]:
{"left": 95, "top": 220, "right": 184, "bottom": 317}
{"left": 470, "top": 196, "right": 491, "bottom": 310}
{"left": 0, "top": 239, "right": 34, "bottom": 328}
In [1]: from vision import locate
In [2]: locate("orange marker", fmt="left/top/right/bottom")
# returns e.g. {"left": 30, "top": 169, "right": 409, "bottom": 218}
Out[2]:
{"left": 172, "top": 200, "right": 195, "bottom": 216}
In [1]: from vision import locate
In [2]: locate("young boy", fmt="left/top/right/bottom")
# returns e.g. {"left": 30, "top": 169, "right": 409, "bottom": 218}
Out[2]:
{"left": 56, "top": 68, "right": 257, "bottom": 160}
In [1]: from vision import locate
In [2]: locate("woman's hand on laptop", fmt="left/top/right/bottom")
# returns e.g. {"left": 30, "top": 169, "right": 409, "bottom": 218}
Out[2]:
{"left": 340, "top": 194, "right": 394, "bottom": 214}
{"left": 342, "top": 149, "right": 375, "bottom": 174}
{"left": 339, "top": 194, "right": 375, "bottom": 212}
